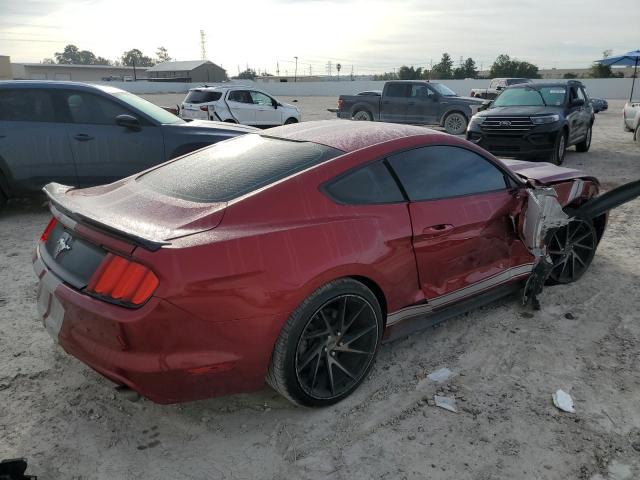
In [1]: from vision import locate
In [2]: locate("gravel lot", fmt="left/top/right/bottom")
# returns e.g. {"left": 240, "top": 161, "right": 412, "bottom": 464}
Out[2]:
{"left": 1, "top": 99, "right": 639, "bottom": 480}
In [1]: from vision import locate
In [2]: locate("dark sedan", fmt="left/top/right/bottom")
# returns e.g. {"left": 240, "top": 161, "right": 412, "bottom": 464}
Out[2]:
{"left": 0, "top": 81, "right": 256, "bottom": 205}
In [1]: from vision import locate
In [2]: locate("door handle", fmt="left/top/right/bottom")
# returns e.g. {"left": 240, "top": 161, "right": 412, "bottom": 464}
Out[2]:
{"left": 422, "top": 224, "right": 454, "bottom": 236}
{"left": 73, "top": 134, "right": 94, "bottom": 142}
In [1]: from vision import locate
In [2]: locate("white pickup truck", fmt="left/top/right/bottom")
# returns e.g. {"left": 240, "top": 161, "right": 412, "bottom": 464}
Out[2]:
{"left": 623, "top": 100, "right": 640, "bottom": 142}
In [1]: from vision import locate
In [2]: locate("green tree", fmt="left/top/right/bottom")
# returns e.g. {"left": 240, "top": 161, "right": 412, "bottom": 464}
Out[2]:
{"left": 121, "top": 49, "right": 155, "bottom": 67}
{"left": 398, "top": 65, "right": 423, "bottom": 80}
{"left": 490, "top": 54, "right": 539, "bottom": 78}
{"left": 236, "top": 68, "right": 257, "bottom": 80}
{"left": 453, "top": 57, "right": 478, "bottom": 79}
{"left": 54, "top": 44, "right": 82, "bottom": 64}
{"left": 563, "top": 72, "right": 578, "bottom": 79}
{"left": 589, "top": 50, "right": 614, "bottom": 78}
{"left": 373, "top": 71, "right": 398, "bottom": 80}
{"left": 42, "top": 58, "right": 55, "bottom": 64}
{"left": 156, "top": 46, "right": 172, "bottom": 63}
{"left": 431, "top": 53, "right": 454, "bottom": 79}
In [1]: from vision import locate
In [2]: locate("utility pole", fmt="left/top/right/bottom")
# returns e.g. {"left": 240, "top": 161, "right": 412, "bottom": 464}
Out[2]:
{"left": 276, "top": 61, "right": 280, "bottom": 76}
{"left": 350, "top": 65, "right": 354, "bottom": 81}
{"left": 132, "top": 58, "right": 137, "bottom": 81}
{"left": 326, "top": 61, "right": 333, "bottom": 77}
{"left": 309, "top": 65, "right": 312, "bottom": 76}
{"left": 294, "top": 56, "right": 298, "bottom": 82}
{"left": 200, "top": 30, "right": 207, "bottom": 60}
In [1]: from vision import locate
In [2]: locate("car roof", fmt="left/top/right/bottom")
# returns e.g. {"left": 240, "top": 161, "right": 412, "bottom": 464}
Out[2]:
{"left": 508, "top": 81, "right": 583, "bottom": 89}
{"left": 0, "top": 80, "right": 126, "bottom": 94}
{"left": 188, "top": 84, "right": 253, "bottom": 92}
{"left": 263, "top": 120, "right": 443, "bottom": 153}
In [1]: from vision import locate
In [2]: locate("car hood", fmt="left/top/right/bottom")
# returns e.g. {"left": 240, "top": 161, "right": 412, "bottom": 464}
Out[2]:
{"left": 167, "top": 120, "right": 259, "bottom": 133}
{"left": 448, "top": 95, "right": 484, "bottom": 104}
{"left": 480, "top": 105, "right": 563, "bottom": 117}
{"left": 501, "top": 159, "right": 598, "bottom": 186}
{"left": 44, "top": 181, "right": 226, "bottom": 247}
{"left": 280, "top": 102, "right": 299, "bottom": 111}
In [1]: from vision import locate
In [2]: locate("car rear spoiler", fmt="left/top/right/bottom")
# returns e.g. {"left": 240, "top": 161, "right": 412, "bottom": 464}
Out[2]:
{"left": 43, "top": 183, "right": 169, "bottom": 252}
{"left": 569, "top": 179, "right": 640, "bottom": 220}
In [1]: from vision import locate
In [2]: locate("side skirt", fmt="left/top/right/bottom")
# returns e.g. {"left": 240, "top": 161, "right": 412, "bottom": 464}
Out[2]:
{"left": 382, "top": 281, "right": 523, "bottom": 343}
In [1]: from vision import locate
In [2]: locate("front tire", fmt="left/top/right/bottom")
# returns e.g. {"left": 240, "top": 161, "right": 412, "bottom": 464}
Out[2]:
{"left": 352, "top": 110, "right": 373, "bottom": 121}
{"left": 576, "top": 125, "right": 592, "bottom": 152}
{"left": 284, "top": 117, "right": 298, "bottom": 125}
{"left": 550, "top": 130, "right": 567, "bottom": 165}
{"left": 443, "top": 112, "right": 468, "bottom": 135}
{"left": 266, "top": 278, "right": 383, "bottom": 407}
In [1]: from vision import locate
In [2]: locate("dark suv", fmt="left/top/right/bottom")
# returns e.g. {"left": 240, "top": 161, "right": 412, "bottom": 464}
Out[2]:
{"left": 466, "top": 81, "right": 594, "bottom": 164}
{"left": 0, "top": 81, "right": 256, "bottom": 205}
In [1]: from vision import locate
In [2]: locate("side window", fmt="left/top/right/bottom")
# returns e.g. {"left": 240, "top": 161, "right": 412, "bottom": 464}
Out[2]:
{"left": 324, "top": 161, "right": 404, "bottom": 204}
{"left": 0, "top": 89, "right": 55, "bottom": 122}
{"left": 62, "top": 92, "right": 132, "bottom": 125}
{"left": 385, "top": 84, "right": 410, "bottom": 98}
{"left": 250, "top": 91, "right": 274, "bottom": 106}
{"left": 577, "top": 87, "right": 587, "bottom": 102}
{"left": 387, "top": 146, "right": 507, "bottom": 201}
{"left": 228, "top": 90, "right": 252, "bottom": 103}
{"left": 410, "top": 84, "right": 433, "bottom": 99}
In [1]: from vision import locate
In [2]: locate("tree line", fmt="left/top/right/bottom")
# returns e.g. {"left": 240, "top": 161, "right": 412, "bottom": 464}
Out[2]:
{"left": 42, "top": 44, "right": 172, "bottom": 67}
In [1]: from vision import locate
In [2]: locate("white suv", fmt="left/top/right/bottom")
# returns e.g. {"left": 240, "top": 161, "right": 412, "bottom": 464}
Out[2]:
{"left": 180, "top": 86, "right": 301, "bottom": 127}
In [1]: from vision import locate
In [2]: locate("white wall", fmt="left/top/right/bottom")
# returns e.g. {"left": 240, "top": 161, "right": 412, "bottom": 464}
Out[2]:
{"left": 95, "top": 78, "right": 639, "bottom": 100}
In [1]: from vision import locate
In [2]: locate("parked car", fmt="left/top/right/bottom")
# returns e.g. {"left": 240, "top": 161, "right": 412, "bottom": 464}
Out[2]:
{"left": 34, "top": 120, "right": 617, "bottom": 407}
{"left": 469, "top": 78, "right": 533, "bottom": 99}
{"left": 623, "top": 100, "right": 640, "bottom": 142}
{"left": 591, "top": 98, "right": 608, "bottom": 113}
{"left": 179, "top": 85, "right": 301, "bottom": 127}
{"left": 0, "top": 81, "right": 256, "bottom": 205}
{"left": 336, "top": 80, "right": 484, "bottom": 135}
{"left": 466, "top": 81, "right": 595, "bottom": 164}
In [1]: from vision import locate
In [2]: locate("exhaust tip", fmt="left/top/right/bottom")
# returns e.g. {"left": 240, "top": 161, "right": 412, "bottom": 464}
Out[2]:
{"left": 115, "top": 384, "right": 141, "bottom": 402}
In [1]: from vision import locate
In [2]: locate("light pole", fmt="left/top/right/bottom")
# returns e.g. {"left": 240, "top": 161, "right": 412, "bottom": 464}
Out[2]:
{"left": 336, "top": 63, "right": 341, "bottom": 81}
{"left": 294, "top": 56, "right": 298, "bottom": 82}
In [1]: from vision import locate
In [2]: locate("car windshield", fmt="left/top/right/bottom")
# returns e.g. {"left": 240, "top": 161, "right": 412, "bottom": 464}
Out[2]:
{"left": 493, "top": 86, "right": 567, "bottom": 107}
{"left": 431, "top": 83, "right": 457, "bottom": 96}
{"left": 138, "top": 134, "right": 343, "bottom": 202}
{"left": 113, "top": 91, "right": 184, "bottom": 124}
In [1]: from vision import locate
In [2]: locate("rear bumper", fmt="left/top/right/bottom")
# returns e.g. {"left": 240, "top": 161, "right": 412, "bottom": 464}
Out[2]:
{"left": 33, "top": 245, "right": 282, "bottom": 404}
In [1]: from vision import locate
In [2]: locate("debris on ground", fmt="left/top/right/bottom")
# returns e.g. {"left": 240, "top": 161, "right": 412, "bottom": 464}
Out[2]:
{"left": 434, "top": 395, "right": 458, "bottom": 413}
{"left": 552, "top": 389, "right": 576, "bottom": 413}
{"left": 427, "top": 367, "right": 454, "bottom": 383}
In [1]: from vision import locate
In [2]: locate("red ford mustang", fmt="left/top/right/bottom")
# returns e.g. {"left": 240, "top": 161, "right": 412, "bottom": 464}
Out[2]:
{"left": 33, "top": 120, "right": 608, "bottom": 406}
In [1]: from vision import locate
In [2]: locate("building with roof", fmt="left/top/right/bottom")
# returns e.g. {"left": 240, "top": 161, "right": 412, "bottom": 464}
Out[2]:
{"left": 10, "top": 62, "right": 146, "bottom": 81}
{"left": 146, "top": 60, "right": 227, "bottom": 83}
{"left": 0, "top": 56, "right": 11, "bottom": 80}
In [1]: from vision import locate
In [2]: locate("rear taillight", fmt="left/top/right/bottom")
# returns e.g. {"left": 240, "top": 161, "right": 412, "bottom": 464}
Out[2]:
{"left": 200, "top": 105, "right": 209, "bottom": 112}
{"left": 337, "top": 98, "right": 344, "bottom": 109}
{"left": 87, "top": 253, "right": 159, "bottom": 306}
{"left": 40, "top": 217, "right": 58, "bottom": 242}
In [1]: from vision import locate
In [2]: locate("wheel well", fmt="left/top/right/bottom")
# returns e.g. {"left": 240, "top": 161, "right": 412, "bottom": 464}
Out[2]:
{"left": 285, "top": 117, "right": 298, "bottom": 124}
{"left": 351, "top": 105, "right": 373, "bottom": 117}
{"left": 348, "top": 275, "right": 388, "bottom": 322}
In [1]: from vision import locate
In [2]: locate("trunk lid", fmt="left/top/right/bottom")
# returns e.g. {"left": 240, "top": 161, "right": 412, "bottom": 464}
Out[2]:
{"left": 44, "top": 181, "right": 226, "bottom": 248}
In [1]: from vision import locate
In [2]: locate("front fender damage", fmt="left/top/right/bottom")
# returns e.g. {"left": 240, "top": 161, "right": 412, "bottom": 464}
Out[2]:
{"left": 520, "top": 179, "right": 640, "bottom": 309}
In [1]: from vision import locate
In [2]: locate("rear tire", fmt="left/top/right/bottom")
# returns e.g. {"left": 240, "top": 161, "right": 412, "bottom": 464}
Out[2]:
{"left": 550, "top": 131, "right": 567, "bottom": 165}
{"left": 352, "top": 110, "right": 373, "bottom": 121}
{"left": 284, "top": 117, "right": 298, "bottom": 125}
{"left": 266, "top": 278, "right": 383, "bottom": 407}
{"left": 443, "top": 112, "right": 468, "bottom": 135}
{"left": 576, "top": 125, "right": 592, "bottom": 152}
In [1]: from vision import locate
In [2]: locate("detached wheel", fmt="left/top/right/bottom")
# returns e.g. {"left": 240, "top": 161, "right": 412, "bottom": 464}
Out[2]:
{"left": 443, "top": 112, "right": 468, "bottom": 135}
{"left": 352, "top": 110, "right": 373, "bottom": 121}
{"left": 547, "top": 219, "right": 597, "bottom": 284}
{"left": 267, "top": 279, "right": 382, "bottom": 407}
{"left": 550, "top": 130, "right": 567, "bottom": 165}
{"left": 576, "top": 125, "right": 592, "bottom": 152}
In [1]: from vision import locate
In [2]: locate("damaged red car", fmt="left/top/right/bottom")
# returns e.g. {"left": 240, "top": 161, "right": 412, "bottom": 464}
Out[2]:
{"left": 34, "top": 120, "right": 620, "bottom": 406}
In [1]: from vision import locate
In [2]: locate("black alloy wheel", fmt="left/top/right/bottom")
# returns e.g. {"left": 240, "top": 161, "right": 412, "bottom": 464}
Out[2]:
{"left": 547, "top": 219, "right": 597, "bottom": 284}
{"left": 295, "top": 294, "right": 379, "bottom": 400}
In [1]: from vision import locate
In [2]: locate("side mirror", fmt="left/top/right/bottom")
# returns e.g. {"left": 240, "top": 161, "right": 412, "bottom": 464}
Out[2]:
{"left": 570, "top": 98, "right": 585, "bottom": 107}
{"left": 115, "top": 114, "right": 141, "bottom": 131}
{"left": 479, "top": 99, "right": 492, "bottom": 111}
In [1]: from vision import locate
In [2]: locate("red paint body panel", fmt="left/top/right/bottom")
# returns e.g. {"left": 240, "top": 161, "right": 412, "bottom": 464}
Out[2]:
{"left": 33, "top": 121, "right": 604, "bottom": 403}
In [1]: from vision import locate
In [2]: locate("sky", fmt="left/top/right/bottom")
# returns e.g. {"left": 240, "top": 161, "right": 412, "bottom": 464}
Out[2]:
{"left": 1, "top": 0, "right": 639, "bottom": 75}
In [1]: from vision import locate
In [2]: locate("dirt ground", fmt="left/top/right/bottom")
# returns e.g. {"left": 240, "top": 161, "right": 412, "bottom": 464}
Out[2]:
{"left": 1, "top": 99, "right": 639, "bottom": 480}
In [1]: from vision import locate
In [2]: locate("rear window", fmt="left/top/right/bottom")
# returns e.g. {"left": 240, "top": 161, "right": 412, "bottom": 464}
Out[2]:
{"left": 139, "top": 134, "right": 343, "bottom": 203}
{"left": 184, "top": 90, "right": 222, "bottom": 104}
